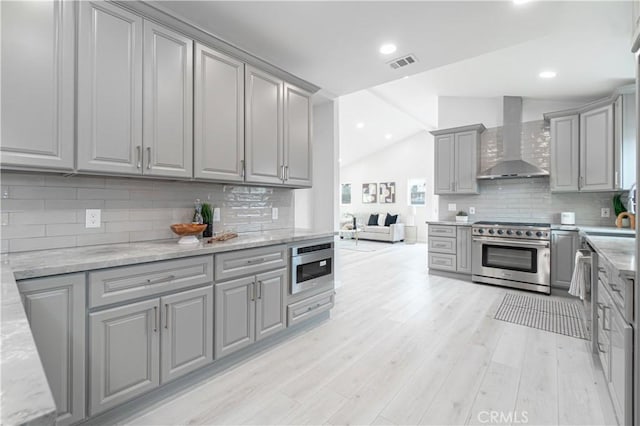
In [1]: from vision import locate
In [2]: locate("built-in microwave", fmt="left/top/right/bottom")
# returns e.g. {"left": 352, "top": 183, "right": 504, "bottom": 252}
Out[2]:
{"left": 290, "top": 241, "right": 334, "bottom": 295}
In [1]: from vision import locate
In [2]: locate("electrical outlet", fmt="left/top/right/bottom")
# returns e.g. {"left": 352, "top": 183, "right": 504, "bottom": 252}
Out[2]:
{"left": 469, "top": 207, "right": 476, "bottom": 215}
{"left": 272, "top": 207, "right": 279, "bottom": 220}
{"left": 448, "top": 203, "right": 457, "bottom": 212}
{"left": 85, "top": 209, "right": 101, "bottom": 228}
{"left": 213, "top": 207, "right": 221, "bottom": 222}
{"left": 2, "top": 189, "right": 9, "bottom": 199}
{"left": 601, "top": 208, "right": 610, "bottom": 218}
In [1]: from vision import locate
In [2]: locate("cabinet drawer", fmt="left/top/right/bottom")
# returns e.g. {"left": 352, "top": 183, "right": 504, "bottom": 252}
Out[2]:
{"left": 215, "top": 245, "right": 286, "bottom": 281}
{"left": 287, "top": 290, "right": 334, "bottom": 327}
{"left": 428, "top": 225, "right": 456, "bottom": 237}
{"left": 428, "top": 253, "right": 457, "bottom": 272}
{"left": 429, "top": 237, "right": 456, "bottom": 254}
{"left": 89, "top": 256, "right": 213, "bottom": 308}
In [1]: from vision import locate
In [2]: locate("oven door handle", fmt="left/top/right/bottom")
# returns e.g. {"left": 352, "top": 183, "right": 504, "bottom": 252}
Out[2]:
{"left": 472, "top": 237, "right": 550, "bottom": 248}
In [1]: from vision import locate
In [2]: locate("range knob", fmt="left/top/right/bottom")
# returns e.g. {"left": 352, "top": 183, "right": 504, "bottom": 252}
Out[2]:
{"left": 536, "top": 231, "right": 543, "bottom": 237}
{"left": 506, "top": 230, "right": 513, "bottom": 235}
{"left": 525, "top": 231, "right": 533, "bottom": 237}
{"left": 488, "top": 229, "right": 495, "bottom": 235}
{"left": 478, "top": 229, "right": 484, "bottom": 234}
{"left": 497, "top": 229, "right": 504, "bottom": 235}
{"left": 516, "top": 230, "right": 523, "bottom": 236}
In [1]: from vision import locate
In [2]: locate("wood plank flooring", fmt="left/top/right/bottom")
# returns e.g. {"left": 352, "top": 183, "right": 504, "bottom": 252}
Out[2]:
{"left": 123, "top": 241, "right": 617, "bottom": 425}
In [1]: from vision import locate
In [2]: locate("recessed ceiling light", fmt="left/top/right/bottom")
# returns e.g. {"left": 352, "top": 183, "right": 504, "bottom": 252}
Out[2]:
{"left": 539, "top": 70, "right": 557, "bottom": 79}
{"left": 385, "top": 134, "right": 393, "bottom": 140}
{"left": 403, "top": 76, "right": 409, "bottom": 80}
{"left": 379, "top": 43, "right": 397, "bottom": 55}
{"left": 356, "top": 122, "right": 365, "bottom": 129}
{"left": 513, "top": 0, "right": 531, "bottom": 5}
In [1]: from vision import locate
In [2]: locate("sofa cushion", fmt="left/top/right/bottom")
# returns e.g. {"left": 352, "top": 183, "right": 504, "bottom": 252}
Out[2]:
{"left": 363, "top": 225, "right": 391, "bottom": 234}
{"left": 384, "top": 214, "right": 398, "bottom": 226}
{"left": 367, "top": 214, "right": 379, "bottom": 226}
{"left": 377, "top": 214, "right": 386, "bottom": 226}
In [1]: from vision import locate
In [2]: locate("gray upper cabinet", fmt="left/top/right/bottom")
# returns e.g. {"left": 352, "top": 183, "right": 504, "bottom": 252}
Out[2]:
{"left": 454, "top": 131, "right": 479, "bottom": 194}
{"left": 77, "top": 1, "right": 143, "bottom": 175}
{"left": 245, "top": 66, "right": 284, "bottom": 185}
{"left": 551, "top": 230, "right": 578, "bottom": 289}
{"left": 89, "top": 298, "right": 160, "bottom": 415}
{"left": 455, "top": 227, "right": 472, "bottom": 274}
{"left": 194, "top": 43, "right": 245, "bottom": 182}
{"left": 434, "top": 134, "right": 455, "bottom": 194}
{"left": 160, "top": 286, "right": 213, "bottom": 384}
{"left": 283, "top": 83, "right": 313, "bottom": 187}
{"left": 143, "top": 20, "right": 193, "bottom": 178}
{"left": 431, "top": 125, "right": 482, "bottom": 195}
{"left": 255, "top": 268, "right": 287, "bottom": 341}
{"left": 18, "top": 274, "right": 86, "bottom": 426}
{"left": 580, "top": 104, "right": 614, "bottom": 191}
{"left": 215, "top": 276, "right": 256, "bottom": 359}
{"left": 550, "top": 115, "right": 579, "bottom": 192}
{"left": 1, "top": 0, "right": 75, "bottom": 171}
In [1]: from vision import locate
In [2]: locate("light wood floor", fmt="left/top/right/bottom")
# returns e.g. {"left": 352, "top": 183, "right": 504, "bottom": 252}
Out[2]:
{"left": 123, "top": 241, "right": 616, "bottom": 426}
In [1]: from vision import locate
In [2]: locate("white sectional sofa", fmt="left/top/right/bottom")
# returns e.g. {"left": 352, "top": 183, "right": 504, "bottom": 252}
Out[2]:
{"left": 357, "top": 213, "right": 405, "bottom": 243}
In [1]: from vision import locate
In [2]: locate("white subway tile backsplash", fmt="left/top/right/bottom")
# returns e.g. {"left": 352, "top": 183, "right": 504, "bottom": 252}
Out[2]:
{"left": 77, "top": 232, "right": 130, "bottom": 247}
{"left": 1, "top": 224, "right": 46, "bottom": 239}
{"left": 45, "top": 199, "right": 105, "bottom": 210}
{"left": 10, "top": 236, "right": 77, "bottom": 252}
{"left": 77, "top": 188, "right": 130, "bottom": 200}
{"left": 10, "top": 210, "right": 76, "bottom": 225}
{"left": 46, "top": 223, "right": 104, "bottom": 237}
{"left": 9, "top": 186, "right": 77, "bottom": 200}
{"left": 1, "top": 199, "right": 46, "bottom": 211}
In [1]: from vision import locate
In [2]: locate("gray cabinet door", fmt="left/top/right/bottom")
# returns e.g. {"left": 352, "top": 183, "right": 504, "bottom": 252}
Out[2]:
{"left": 550, "top": 115, "right": 580, "bottom": 192}
{"left": 143, "top": 20, "right": 193, "bottom": 178}
{"left": 18, "top": 274, "right": 86, "bottom": 426}
{"left": 214, "top": 276, "right": 256, "bottom": 359}
{"left": 580, "top": 104, "right": 614, "bottom": 191}
{"left": 89, "top": 299, "right": 160, "bottom": 415}
{"left": 1, "top": 0, "right": 75, "bottom": 171}
{"left": 160, "top": 286, "right": 213, "bottom": 384}
{"left": 456, "top": 227, "right": 472, "bottom": 274}
{"left": 609, "top": 306, "right": 633, "bottom": 426}
{"left": 434, "top": 134, "right": 455, "bottom": 194}
{"left": 283, "top": 83, "right": 312, "bottom": 187}
{"left": 551, "top": 231, "right": 578, "bottom": 289}
{"left": 194, "top": 43, "right": 245, "bottom": 182}
{"left": 255, "top": 268, "right": 287, "bottom": 341}
{"left": 77, "top": 1, "right": 143, "bottom": 175}
{"left": 454, "top": 131, "right": 479, "bottom": 194}
{"left": 245, "top": 66, "right": 284, "bottom": 185}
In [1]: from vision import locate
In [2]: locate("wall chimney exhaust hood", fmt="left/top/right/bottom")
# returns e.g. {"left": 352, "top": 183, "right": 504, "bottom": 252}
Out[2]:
{"left": 477, "top": 96, "right": 549, "bottom": 179}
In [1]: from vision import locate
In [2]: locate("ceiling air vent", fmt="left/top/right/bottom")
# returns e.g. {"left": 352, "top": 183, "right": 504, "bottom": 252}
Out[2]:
{"left": 387, "top": 54, "right": 418, "bottom": 69}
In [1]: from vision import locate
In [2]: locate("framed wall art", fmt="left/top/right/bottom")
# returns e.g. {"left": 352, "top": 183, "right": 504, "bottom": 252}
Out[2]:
{"left": 362, "top": 183, "right": 377, "bottom": 204}
{"left": 379, "top": 182, "right": 396, "bottom": 204}
{"left": 341, "top": 183, "right": 351, "bottom": 204}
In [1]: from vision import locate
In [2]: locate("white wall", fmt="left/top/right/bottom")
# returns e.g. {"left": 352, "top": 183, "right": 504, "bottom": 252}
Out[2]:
{"left": 294, "top": 99, "right": 338, "bottom": 232}
{"left": 339, "top": 131, "right": 436, "bottom": 242}
{"left": 438, "top": 96, "right": 585, "bottom": 128}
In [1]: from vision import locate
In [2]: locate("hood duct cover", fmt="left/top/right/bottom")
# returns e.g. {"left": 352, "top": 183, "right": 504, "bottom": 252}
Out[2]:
{"left": 477, "top": 96, "right": 549, "bottom": 179}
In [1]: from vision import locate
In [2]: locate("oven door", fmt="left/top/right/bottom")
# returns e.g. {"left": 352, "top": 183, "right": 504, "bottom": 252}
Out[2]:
{"left": 472, "top": 237, "right": 550, "bottom": 286}
{"left": 291, "top": 248, "right": 334, "bottom": 295}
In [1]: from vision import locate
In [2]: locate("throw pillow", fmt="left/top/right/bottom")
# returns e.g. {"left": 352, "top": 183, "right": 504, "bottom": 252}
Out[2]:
{"left": 384, "top": 213, "right": 398, "bottom": 226}
{"left": 367, "top": 214, "right": 379, "bottom": 226}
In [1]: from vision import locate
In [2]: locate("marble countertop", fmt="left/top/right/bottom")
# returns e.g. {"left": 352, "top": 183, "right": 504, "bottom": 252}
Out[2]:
{"left": 8, "top": 229, "right": 335, "bottom": 280}
{"left": 1, "top": 266, "right": 57, "bottom": 426}
{"left": 585, "top": 235, "right": 636, "bottom": 278}
{"left": 425, "top": 220, "right": 472, "bottom": 227}
{"left": 552, "top": 224, "right": 636, "bottom": 236}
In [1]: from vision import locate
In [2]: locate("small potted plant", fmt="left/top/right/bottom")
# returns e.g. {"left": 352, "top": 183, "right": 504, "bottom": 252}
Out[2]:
{"left": 456, "top": 210, "right": 468, "bottom": 223}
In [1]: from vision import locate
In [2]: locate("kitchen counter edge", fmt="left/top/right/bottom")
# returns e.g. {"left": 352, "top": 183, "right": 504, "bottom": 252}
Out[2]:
{"left": 425, "top": 221, "right": 472, "bottom": 227}
{"left": 585, "top": 234, "right": 636, "bottom": 278}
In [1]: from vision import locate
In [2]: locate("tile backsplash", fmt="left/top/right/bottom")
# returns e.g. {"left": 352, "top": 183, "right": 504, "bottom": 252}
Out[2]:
{"left": 0, "top": 172, "right": 293, "bottom": 253}
{"left": 439, "top": 120, "right": 624, "bottom": 226}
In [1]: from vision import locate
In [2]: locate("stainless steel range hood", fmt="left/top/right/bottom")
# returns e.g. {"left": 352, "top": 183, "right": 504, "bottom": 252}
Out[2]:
{"left": 477, "top": 96, "right": 549, "bottom": 179}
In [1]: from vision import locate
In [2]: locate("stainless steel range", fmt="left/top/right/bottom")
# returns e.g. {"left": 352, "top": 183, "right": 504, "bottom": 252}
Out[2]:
{"left": 472, "top": 221, "right": 551, "bottom": 294}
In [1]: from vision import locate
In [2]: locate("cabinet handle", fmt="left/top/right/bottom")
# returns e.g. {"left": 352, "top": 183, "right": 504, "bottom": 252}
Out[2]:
{"left": 240, "top": 159, "right": 245, "bottom": 178}
{"left": 147, "top": 147, "right": 152, "bottom": 169}
{"left": 615, "top": 171, "right": 619, "bottom": 187}
{"left": 257, "top": 280, "right": 262, "bottom": 299}
{"left": 153, "top": 306, "right": 158, "bottom": 332}
{"left": 579, "top": 176, "right": 584, "bottom": 188}
{"left": 597, "top": 342, "right": 606, "bottom": 353}
{"left": 165, "top": 304, "right": 169, "bottom": 329}
{"left": 284, "top": 165, "right": 289, "bottom": 181}
{"left": 250, "top": 282, "right": 256, "bottom": 301}
{"left": 246, "top": 258, "right": 264, "bottom": 265}
{"left": 603, "top": 305, "right": 611, "bottom": 331}
{"left": 136, "top": 146, "right": 142, "bottom": 169}
{"left": 147, "top": 275, "right": 176, "bottom": 285}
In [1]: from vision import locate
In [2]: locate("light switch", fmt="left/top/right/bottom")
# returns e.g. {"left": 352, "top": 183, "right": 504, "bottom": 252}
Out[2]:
{"left": 213, "top": 207, "right": 221, "bottom": 222}
{"left": 469, "top": 207, "right": 476, "bottom": 215}
{"left": 272, "top": 207, "right": 279, "bottom": 220}
{"left": 448, "top": 203, "right": 457, "bottom": 212}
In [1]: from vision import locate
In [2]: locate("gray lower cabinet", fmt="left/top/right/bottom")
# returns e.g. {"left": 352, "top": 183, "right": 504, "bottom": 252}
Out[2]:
{"left": 1, "top": 0, "right": 75, "bottom": 171}
{"left": 430, "top": 124, "right": 483, "bottom": 195}
{"left": 77, "top": 1, "right": 143, "bottom": 175}
{"left": 90, "top": 284, "right": 213, "bottom": 415}
{"left": 89, "top": 298, "right": 160, "bottom": 415}
{"left": 194, "top": 43, "right": 245, "bottom": 182}
{"left": 550, "top": 115, "right": 579, "bottom": 192}
{"left": 427, "top": 224, "right": 471, "bottom": 275}
{"left": 551, "top": 230, "right": 578, "bottom": 289}
{"left": 609, "top": 304, "right": 633, "bottom": 426}
{"left": 18, "top": 274, "right": 86, "bottom": 426}
{"left": 215, "top": 268, "right": 287, "bottom": 358}
{"left": 160, "top": 286, "right": 214, "bottom": 384}
{"left": 456, "top": 226, "right": 472, "bottom": 274}
{"left": 580, "top": 104, "right": 614, "bottom": 191}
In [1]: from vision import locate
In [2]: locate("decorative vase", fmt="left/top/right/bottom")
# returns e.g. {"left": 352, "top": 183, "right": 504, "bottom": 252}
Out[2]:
{"left": 203, "top": 221, "right": 213, "bottom": 238}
